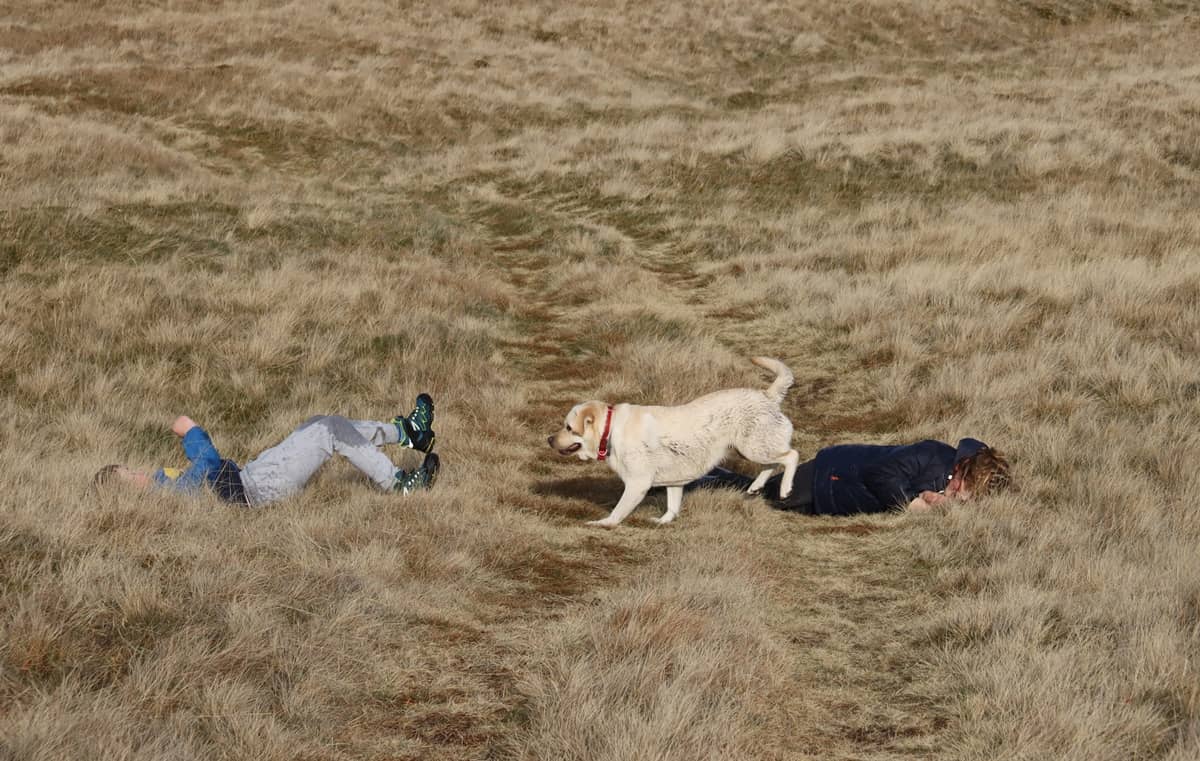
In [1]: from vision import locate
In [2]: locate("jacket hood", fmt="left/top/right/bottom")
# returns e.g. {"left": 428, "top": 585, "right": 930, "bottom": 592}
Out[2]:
{"left": 954, "top": 438, "right": 989, "bottom": 463}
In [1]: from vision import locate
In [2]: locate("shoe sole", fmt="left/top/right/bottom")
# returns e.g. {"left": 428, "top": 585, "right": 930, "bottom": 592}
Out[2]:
{"left": 422, "top": 453, "right": 440, "bottom": 489}
{"left": 414, "top": 433, "right": 436, "bottom": 453}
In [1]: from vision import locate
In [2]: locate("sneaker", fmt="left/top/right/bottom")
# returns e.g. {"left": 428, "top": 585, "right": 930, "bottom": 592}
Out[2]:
{"left": 394, "top": 452, "right": 440, "bottom": 494}
{"left": 409, "top": 393, "right": 434, "bottom": 433}
{"left": 393, "top": 393, "right": 436, "bottom": 452}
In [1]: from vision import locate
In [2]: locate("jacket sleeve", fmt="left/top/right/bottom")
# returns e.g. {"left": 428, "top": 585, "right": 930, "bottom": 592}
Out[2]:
{"left": 858, "top": 441, "right": 949, "bottom": 510}
{"left": 153, "top": 427, "right": 222, "bottom": 493}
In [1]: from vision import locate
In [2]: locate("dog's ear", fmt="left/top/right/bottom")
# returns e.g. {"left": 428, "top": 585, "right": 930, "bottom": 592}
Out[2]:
{"left": 581, "top": 401, "right": 604, "bottom": 430}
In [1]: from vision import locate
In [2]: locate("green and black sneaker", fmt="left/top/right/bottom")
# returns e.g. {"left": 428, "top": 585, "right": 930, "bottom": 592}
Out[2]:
{"left": 393, "top": 452, "right": 440, "bottom": 494}
{"left": 393, "top": 393, "right": 436, "bottom": 452}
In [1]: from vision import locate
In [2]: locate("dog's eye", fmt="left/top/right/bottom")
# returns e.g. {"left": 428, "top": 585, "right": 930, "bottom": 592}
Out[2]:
{"left": 565, "top": 424, "right": 573, "bottom": 434}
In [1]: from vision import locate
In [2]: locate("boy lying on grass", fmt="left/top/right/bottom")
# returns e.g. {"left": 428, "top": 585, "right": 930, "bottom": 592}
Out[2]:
{"left": 93, "top": 395, "right": 439, "bottom": 506}
{"left": 690, "top": 438, "right": 1010, "bottom": 514}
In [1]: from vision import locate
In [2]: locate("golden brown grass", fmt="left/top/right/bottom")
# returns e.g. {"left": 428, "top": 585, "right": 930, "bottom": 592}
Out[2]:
{"left": 3, "top": 1, "right": 1199, "bottom": 758}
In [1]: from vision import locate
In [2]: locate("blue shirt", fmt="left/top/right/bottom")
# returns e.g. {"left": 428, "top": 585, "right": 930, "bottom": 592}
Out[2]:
{"left": 153, "top": 427, "right": 246, "bottom": 503}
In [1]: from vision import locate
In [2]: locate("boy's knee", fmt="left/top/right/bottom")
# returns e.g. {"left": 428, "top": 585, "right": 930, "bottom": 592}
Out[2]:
{"left": 321, "top": 415, "right": 356, "bottom": 439}
{"left": 298, "top": 415, "right": 360, "bottom": 445}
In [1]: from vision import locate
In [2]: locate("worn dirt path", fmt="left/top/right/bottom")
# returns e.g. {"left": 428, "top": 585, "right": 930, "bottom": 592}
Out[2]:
{"left": 461, "top": 180, "right": 948, "bottom": 759}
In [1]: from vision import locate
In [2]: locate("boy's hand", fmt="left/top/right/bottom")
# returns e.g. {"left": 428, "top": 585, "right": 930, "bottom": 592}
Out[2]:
{"left": 920, "top": 490, "right": 949, "bottom": 506}
{"left": 172, "top": 415, "right": 197, "bottom": 437}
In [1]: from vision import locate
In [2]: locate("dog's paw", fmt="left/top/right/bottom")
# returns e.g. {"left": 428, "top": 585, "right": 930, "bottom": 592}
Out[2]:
{"left": 779, "top": 487, "right": 792, "bottom": 499}
{"left": 655, "top": 514, "right": 677, "bottom": 525}
{"left": 586, "top": 519, "right": 617, "bottom": 529}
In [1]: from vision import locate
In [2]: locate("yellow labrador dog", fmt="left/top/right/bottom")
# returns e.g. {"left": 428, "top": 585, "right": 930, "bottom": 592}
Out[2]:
{"left": 547, "top": 357, "right": 799, "bottom": 528}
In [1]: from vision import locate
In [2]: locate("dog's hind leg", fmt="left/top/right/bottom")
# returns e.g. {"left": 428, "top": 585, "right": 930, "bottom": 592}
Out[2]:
{"left": 747, "top": 469, "right": 774, "bottom": 494}
{"left": 778, "top": 448, "right": 800, "bottom": 499}
{"left": 587, "top": 479, "right": 652, "bottom": 528}
{"left": 746, "top": 448, "right": 800, "bottom": 496}
{"left": 656, "top": 486, "right": 683, "bottom": 525}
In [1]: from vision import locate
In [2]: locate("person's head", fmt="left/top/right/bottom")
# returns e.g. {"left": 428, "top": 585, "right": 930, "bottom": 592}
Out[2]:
{"left": 945, "top": 446, "right": 1011, "bottom": 501}
{"left": 92, "top": 464, "right": 152, "bottom": 491}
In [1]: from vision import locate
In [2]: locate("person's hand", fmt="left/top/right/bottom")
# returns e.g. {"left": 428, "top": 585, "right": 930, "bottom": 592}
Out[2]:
{"left": 920, "top": 490, "right": 949, "bottom": 506}
{"left": 907, "top": 496, "right": 933, "bottom": 513}
{"left": 171, "top": 415, "right": 197, "bottom": 437}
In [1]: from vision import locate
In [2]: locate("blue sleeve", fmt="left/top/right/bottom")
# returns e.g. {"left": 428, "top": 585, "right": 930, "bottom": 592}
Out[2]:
{"left": 153, "top": 427, "right": 223, "bottom": 494}
{"left": 859, "top": 441, "right": 953, "bottom": 509}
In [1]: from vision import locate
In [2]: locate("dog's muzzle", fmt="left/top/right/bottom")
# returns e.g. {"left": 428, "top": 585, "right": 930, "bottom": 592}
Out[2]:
{"left": 550, "top": 438, "right": 582, "bottom": 456}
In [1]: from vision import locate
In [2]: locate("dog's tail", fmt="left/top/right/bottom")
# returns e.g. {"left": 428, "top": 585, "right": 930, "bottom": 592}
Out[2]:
{"left": 751, "top": 356, "right": 794, "bottom": 403}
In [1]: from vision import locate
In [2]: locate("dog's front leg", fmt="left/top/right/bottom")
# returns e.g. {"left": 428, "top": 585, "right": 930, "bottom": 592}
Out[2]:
{"left": 656, "top": 486, "right": 683, "bottom": 525}
{"left": 587, "top": 480, "right": 651, "bottom": 528}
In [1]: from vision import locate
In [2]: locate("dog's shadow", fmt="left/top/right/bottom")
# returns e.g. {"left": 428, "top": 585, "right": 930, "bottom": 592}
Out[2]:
{"left": 532, "top": 476, "right": 666, "bottom": 508}
{"left": 533, "top": 476, "right": 623, "bottom": 506}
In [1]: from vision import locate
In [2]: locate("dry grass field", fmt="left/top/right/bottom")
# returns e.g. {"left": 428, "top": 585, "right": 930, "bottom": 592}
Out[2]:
{"left": 2, "top": 1, "right": 1199, "bottom": 759}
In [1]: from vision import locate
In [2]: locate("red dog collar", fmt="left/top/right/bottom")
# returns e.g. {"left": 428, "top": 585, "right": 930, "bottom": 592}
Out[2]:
{"left": 597, "top": 405, "right": 614, "bottom": 461}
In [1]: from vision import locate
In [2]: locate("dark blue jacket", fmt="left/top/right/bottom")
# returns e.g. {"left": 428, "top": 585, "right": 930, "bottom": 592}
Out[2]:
{"left": 810, "top": 438, "right": 988, "bottom": 515}
{"left": 153, "top": 427, "right": 247, "bottom": 504}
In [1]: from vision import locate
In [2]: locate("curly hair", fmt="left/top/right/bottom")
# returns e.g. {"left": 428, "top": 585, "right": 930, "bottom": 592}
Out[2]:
{"left": 956, "top": 447, "right": 1012, "bottom": 496}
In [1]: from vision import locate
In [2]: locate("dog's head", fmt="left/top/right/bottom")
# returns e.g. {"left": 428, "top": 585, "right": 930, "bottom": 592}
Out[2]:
{"left": 548, "top": 401, "right": 609, "bottom": 460}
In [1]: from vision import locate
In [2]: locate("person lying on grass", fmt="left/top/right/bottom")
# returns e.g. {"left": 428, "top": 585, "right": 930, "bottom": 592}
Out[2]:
{"left": 689, "top": 438, "right": 1010, "bottom": 514}
{"left": 93, "top": 395, "right": 439, "bottom": 506}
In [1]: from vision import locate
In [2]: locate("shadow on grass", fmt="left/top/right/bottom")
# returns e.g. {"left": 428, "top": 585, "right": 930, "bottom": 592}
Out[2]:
{"left": 532, "top": 476, "right": 626, "bottom": 507}
{"left": 808, "top": 522, "right": 892, "bottom": 536}
{"left": 530, "top": 476, "right": 669, "bottom": 527}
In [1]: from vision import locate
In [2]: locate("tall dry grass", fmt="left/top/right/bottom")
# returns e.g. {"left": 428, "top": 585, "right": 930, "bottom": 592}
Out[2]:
{"left": 2, "top": 1, "right": 1199, "bottom": 759}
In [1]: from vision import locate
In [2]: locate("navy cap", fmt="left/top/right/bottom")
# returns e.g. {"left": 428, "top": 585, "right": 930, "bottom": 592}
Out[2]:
{"left": 954, "top": 438, "right": 989, "bottom": 463}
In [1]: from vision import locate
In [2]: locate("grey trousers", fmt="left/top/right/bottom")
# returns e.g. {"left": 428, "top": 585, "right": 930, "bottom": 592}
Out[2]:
{"left": 239, "top": 415, "right": 401, "bottom": 506}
